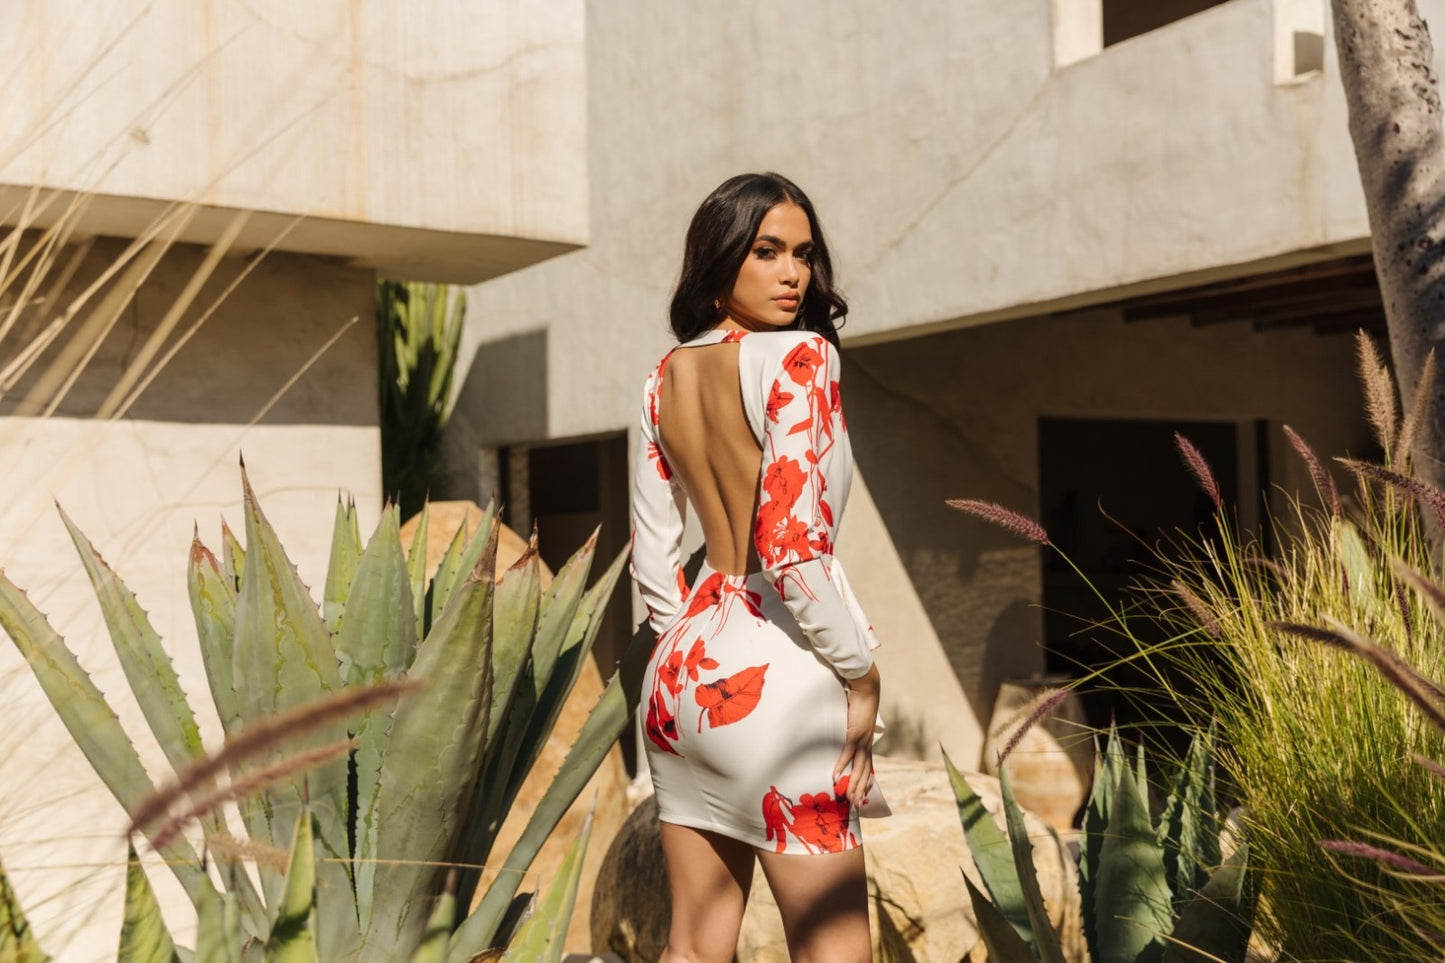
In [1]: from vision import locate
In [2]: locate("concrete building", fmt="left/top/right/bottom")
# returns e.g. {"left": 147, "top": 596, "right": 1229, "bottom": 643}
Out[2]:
{"left": 0, "top": 1, "right": 584, "bottom": 957}
{"left": 451, "top": 0, "right": 1386, "bottom": 778}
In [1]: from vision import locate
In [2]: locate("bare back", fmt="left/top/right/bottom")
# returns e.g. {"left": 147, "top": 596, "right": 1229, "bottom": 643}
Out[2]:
{"left": 656, "top": 343, "right": 764, "bottom": 576}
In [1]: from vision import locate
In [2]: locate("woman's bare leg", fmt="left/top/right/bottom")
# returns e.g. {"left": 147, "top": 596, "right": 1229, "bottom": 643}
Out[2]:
{"left": 756, "top": 846, "right": 871, "bottom": 963}
{"left": 659, "top": 822, "right": 756, "bottom": 963}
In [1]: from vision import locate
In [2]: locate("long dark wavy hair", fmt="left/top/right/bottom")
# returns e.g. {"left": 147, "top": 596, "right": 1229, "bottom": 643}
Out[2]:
{"left": 669, "top": 172, "right": 848, "bottom": 347}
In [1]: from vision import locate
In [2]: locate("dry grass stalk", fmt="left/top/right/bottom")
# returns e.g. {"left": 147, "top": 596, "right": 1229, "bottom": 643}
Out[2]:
{"left": 1397, "top": 349, "right": 1437, "bottom": 466}
{"left": 945, "top": 498, "right": 1050, "bottom": 545}
{"left": 1269, "top": 619, "right": 1445, "bottom": 734}
{"left": 1395, "top": 577, "right": 1415, "bottom": 643}
{"left": 130, "top": 678, "right": 419, "bottom": 833}
{"left": 1357, "top": 330, "right": 1400, "bottom": 456}
{"left": 1391, "top": 557, "right": 1445, "bottom": 631}
{"left": 204, "top": 827, "right": 288, "bottom": 874}
{"left": 993, "top": 687, "right": 1071, "bottom": 767}
{"left": 1173, "top": 432, "right": 1221, "bottom": 510}
{"left": 1283, "top": 424, "right": 1342, "bottom": 516}
{"left": 1172, "top": 578, "right": 1221, "bottom": 636}
{"left": 1318, "top": 839, "right": 1445, "bottom": 881}
{"left": 1412, "top": 753, "right": 1445, "bottom": 787}
{"left": 148, "top": 738, "right": 356, "bottom": 851}
{"left": 1338, "top": 458, "right": 1445, "bottom": 532}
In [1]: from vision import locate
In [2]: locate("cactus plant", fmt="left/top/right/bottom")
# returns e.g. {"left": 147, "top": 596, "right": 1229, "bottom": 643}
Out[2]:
{"left": 947, "top": 726, "right": 1256, "bottom": 963}
{"left": 0, "top": 469, "right": 646, "bottom": 961}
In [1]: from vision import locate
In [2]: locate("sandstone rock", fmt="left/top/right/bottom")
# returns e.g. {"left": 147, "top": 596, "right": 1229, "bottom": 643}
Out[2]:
{"left": 980, "top": 680, "right": 1093, "bottom": 831}
{"left": 400, "top": 500, "right": 630, "bottom": 953}
{"left": 590, "top": 757, "right": 1085, "bottom": 962}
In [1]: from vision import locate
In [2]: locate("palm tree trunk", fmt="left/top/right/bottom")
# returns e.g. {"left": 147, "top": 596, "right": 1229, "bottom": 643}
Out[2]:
{"left": 1332, "top": 0, "right": 1445, "bottom": 482}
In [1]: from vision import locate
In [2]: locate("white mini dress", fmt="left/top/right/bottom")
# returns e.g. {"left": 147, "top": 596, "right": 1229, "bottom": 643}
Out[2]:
{"left": 630, "top": 326, "right": 889, "bottom": 856}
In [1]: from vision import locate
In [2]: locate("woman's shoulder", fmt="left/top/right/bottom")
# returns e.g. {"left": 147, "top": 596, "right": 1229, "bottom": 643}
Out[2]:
{"left": 739, "top": 329, "right": 835, "bottom": 369}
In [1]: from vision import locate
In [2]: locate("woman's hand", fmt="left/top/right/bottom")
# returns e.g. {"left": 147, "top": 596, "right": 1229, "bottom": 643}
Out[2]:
{"left": 834, "top": 663, "right": 881, "bottom": 810}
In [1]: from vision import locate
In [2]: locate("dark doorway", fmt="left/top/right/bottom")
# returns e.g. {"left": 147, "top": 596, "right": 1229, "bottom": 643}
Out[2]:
{"left": 1038, "top": 417, "right": 1251, "bottom": 738}
{"left": 1103, "top": 0, "right": 1231, "bottom": 47}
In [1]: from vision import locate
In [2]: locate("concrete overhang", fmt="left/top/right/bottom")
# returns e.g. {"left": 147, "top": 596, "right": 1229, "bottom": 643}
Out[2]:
{"left": 0, "top": 0, "right": 588, "bottom": 284}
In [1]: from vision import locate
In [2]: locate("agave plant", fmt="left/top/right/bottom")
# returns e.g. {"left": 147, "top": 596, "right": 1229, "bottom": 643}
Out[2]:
{"left": 0, "top": 468, "right": 646, "bottom": 961}
{"left": 947, "top": 726, "right": 1255, "bottom": 963}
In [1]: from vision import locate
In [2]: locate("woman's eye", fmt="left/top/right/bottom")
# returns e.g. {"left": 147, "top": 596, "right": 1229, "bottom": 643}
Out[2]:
{"left": 753, "top": 246, "right": 775, "bottom": 259}
{"left": 797, "top": 249, "right": 814, "bottom": 264}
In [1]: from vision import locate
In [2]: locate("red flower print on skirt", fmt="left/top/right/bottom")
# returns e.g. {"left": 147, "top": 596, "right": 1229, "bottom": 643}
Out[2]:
{"left": 695, "top": 663, "right": 769, "bottom": 731}
{"left": 760, "top": 777, "right": 857, "bottom": 854}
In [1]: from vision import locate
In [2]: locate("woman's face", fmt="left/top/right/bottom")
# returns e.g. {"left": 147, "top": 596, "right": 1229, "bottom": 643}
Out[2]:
{"left": 722, "top": 202, "right": 813, "bottom": 331}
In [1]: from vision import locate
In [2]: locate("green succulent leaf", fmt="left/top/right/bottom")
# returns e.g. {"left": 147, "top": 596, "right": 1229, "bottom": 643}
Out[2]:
{"left": 323, "top": 497, "right": 363, "bottom": 636}
{"left": 363, "top": 537, "right": 495, "bottom": 959}
{"left": 231, "top": 468, "right": 351, "bottom": 912}
{"left": 59, "top": 506, "right": 204, "bottom": 774}
{"left": 189, "top": 537, "right": 241, "bottom": 735}
{"left": 344, "top": 508, "right": 421, "bottom": 937}
{"left": 963, "top": 872, "right": 1038, "bottom": 963}
{"left": 407, "top": 879, "right": 456, "bottom": 963}
{"left": 0, "top": 569, "right": 216, "bottom": 906}
{"left": 1162, "top": 844, "right": 1255, "bottom": 963}
{"left": 118, "top": 845, "right": 180, "bottom": 963}
{"left": 194, "top": 883, "right": 242, "bottom": 963}
{"left": 1159, "top": 726, "right": 1218, "bottom": 906}
{"left": 450, "top": 613, "right": 650, "bottom": 961}
{"left": 1095, "top": 764, "right": 1173, "bottom": 963}
{"left": 265, "top": 806, "right": 318, "bottom": 963}
{"left": 0, "top": 849, "right": 49, "bottom": 962}
{"left": 1000, "top": 769, "right": 1067, "bottom": 963}
{"left": 221, "top": 520, "right": 245, "bottom": 592}
{"left": 944, "top": 752, "right": 1030, "bottom": 946}
{"left": 499, "top": 809, "right": 595, "bottom": 963}
{"left": 426, "top": 501, "right": 494, "bottom": 629}
{"left": 1080, "top": 724, "right": 1126, "bottom": 961}
{"left": 405, "top": 504, "right": 430, "bottom": 637}
{"left": 1338, "top": 519, "right": 1375, "bottom": 611}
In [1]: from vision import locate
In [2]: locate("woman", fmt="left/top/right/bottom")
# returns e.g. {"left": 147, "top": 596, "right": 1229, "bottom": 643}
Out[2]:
{"left": 631, "top": 172, "right": 888, "bottom": 963}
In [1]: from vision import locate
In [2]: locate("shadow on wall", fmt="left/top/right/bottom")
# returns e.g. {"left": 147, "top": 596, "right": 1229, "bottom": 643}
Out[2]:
{"left": 438, "top": 329, "right": 549, "bottom": 502}
{"left": 841, "top": 347, "right": 1045, "bottom": 735}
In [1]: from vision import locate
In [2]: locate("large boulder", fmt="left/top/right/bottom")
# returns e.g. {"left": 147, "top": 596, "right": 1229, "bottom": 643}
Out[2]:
{"left": 590, "top": 757, "right": 1084, "bottom": 962}
{"left": 401, "top": 500, "right": 630, "bottom": 953}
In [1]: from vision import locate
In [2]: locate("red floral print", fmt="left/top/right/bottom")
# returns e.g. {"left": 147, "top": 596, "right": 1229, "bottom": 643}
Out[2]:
{"left": 782, "top": 342, "right": 824, "bottom": 386}
{"left": 694, "top": 663, "right": 769, "bottom": 730}
{"left": 759, "top": 776, "right": 857, "bottom": 854}
{"left": 647, "top": 441, "right": 672, "bottom": 481}
{"left": 765, "top": 383, "right": 793, "bottom": 423}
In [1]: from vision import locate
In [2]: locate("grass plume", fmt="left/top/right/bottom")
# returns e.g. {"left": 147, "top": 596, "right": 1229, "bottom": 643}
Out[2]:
{"left": 991, "top": 686, "right": 1071, "bottom": 767}
{"left": 1338, "top": 458, "right": 1445, "bottom": 532}
{"left": 1397, "top": 349, "right": 1437, "bottom": 467}
{"left": 1173, "top": 431, "right": 1221, "bottom": 510}
{"left": 1283, "top": 424, "right": 1341, "bottom": 515}
{"left": 945, "top": 498, "right": 1050, "bottom": 545}
{"left": 1358, "top": 329, "right": 1399, "bottom": 456}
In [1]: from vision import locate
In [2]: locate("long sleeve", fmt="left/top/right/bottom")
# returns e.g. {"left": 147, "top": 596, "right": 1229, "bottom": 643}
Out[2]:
{"left": 630, "top": 356, "right": 690, "bottom": 634}
{"left": 751, "top": 334, "right": 879, "bottom": 680}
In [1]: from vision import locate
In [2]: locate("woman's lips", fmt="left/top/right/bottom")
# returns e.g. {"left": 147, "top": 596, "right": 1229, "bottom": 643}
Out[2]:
{"left": 774, "top": 295, "right": 799, "bottom": 308}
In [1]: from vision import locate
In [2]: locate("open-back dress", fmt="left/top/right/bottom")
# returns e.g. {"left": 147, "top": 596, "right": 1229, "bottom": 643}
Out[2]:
{"left": 630, "top": 326, "right": 889, "bottom": 856}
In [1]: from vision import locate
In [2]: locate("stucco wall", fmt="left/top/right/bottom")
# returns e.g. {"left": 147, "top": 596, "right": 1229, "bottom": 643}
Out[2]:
{"left": 0, "top": 244, "right": 380, "bottom": 958}
{"left": 0, "top": 0, "right": 588, "bottom": 281}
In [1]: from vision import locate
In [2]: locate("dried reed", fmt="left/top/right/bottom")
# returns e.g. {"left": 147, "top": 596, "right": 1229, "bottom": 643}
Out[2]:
{"left": 1173, "top": 432, "right": 1221, "bottom": 509}
{"left": 1358, "top": 329, "right": 1400, "bottom": 456}
{"left": 1283, "top": 424, "right": 1341, "bottom": 516}
{"left": 945, "top": 498, "right": 1050, "bottom": 545}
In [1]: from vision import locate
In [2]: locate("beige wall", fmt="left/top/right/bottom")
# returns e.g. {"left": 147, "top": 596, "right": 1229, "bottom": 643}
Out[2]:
{"left": 0, "top": 242, "right": 380, "bottom": 958}
{"left": 0, "top": 0, "right": 588, "bottom": 282}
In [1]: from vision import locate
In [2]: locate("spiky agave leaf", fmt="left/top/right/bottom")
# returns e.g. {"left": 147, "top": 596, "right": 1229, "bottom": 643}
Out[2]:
{"left": 194, "top": 882, "right": 242, "bottom": 963}
{"left": 408, "top": 873, "right": 457, "bottom": 963}
{"left": 117, "top": 845, "right": 180, "bottom": 963}
{"left": 265, "top": 805, "right": 318, "bottom": 963}
{"left": 1094, "top": 758, "right": 1173, "bottom": 963}
{"left": 405, "top": 504, "right": 430, "bottom": 637}
{"left": 943, "top": 752, "right": 1031, "bottom": 946}
{"left": 0, "top": 569, "right": 217, "bottom": 907}
{"left": 322, "top": 497, "right": 363, "bottom": 636}
{"left": 498, "top": 809, "right": 595, "bottom": 963}
{"left": 999, "top": 769, "right": 1066, "bottom": 963}
{"left": 962, "top": 873, "right": 1037, "bottom": 963}
{"left": 231, "top": 467, "right": 351, "bottom": 917}
{"left": 0, "top": 849, "right": 48, "bottom": 962}
{"left": 342, "top": 509, "right": 421, "bottom": 938}
{"left": 189, "top": 536, "right": 241, "bottom": 736}
{"left": 1079, "top": 724, "right": 1126, "bottom": 962}
{"left": 450, "top": 602, "right": 648, "bottom": 960}
{"left": 1158, "top": 726, "right": 1219, "bottom": 906}
{"left": 361, "top": 536, "right": 496, "bottom": 959}
{"left": 58, "top": 505, "right": 205, "bottom": 773}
